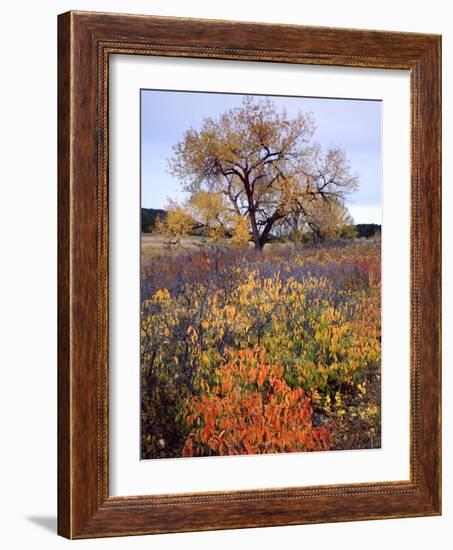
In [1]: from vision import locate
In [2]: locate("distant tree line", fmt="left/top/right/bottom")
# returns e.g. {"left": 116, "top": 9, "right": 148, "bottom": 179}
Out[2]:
{"left": 142, "top": 207, "right": 381, "bottom": 242}
{"left": 141, "top": 208, "right": 166, "bottom": 233}
{"left": 355, "top": 224, "right": 381, "bottom": 239}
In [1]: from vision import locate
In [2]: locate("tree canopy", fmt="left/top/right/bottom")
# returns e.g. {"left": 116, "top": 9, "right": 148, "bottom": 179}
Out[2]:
{"left": 165, "top": 96, "right": 359, "bottom": 250}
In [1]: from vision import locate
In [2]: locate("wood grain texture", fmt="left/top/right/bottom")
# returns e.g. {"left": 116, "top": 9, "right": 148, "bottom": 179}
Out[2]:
{"left": 57, "top": 11, "right": 72, "bottom": 538}
{"left": 57, "top": 10, "right": 442, "bottom": 539}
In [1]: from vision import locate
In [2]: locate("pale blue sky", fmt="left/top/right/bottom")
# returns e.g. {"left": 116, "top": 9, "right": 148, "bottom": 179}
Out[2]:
{"left": 141, "top": 90, "right": 382, "bottom": 224}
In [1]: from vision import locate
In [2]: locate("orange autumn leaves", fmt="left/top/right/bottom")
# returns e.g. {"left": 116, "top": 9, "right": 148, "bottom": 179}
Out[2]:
{"left": 182, "top": 348, "right": 331, "bottom": 457}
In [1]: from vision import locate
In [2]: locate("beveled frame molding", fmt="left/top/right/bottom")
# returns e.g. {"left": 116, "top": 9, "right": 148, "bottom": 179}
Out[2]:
{"left": 58, "top": 11, "right": 441, "bottom": 539}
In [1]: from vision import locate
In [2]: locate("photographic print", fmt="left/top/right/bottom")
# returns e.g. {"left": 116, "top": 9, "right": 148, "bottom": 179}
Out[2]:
{"left": 140, "top": 90, "right": 382, "bottom": 460}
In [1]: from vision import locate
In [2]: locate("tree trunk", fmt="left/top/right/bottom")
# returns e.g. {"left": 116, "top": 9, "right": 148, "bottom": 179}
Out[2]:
{"left": 254, "top": 239, "right": 264, "bottom": 252}
{"left": 257, "top": 219, "right": 276, "bottom": 251}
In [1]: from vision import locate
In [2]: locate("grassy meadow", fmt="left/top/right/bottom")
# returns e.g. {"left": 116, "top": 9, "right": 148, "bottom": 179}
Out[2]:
{"left": 140, "top": 238, "right": 381, "bottom": 459}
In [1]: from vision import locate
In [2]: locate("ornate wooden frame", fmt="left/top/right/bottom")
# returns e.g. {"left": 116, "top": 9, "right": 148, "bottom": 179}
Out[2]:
{"left": 58, "top": 11, "right": 441, "bottom": 539}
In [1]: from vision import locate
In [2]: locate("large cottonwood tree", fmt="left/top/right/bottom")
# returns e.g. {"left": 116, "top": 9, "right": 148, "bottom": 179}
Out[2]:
{"left": 168, "top": 97, "right": 359, "bottom": 250}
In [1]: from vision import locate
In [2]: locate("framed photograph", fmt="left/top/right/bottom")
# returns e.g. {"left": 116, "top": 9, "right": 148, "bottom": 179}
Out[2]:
{"left": 58, "top": 11, "right": 441, "bottom": 539}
